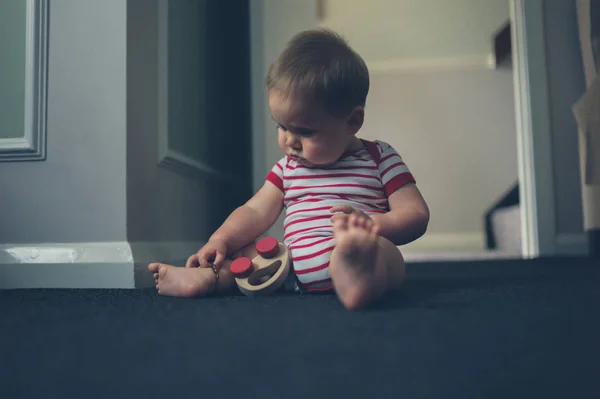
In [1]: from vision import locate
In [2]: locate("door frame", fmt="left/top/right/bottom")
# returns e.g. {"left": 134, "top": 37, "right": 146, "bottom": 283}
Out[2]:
{"left": 510, "top": 0, "right": 555, "bottom": 258}
{"left": 510, "top": 0, "right": 588, "bottom": 257}
{"left": 249, "top": 0, "right": 588, "bottom": 257}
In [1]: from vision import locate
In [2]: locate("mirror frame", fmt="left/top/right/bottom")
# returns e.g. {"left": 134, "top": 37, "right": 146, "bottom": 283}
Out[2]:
{"left": 0, "top": 0, "right": 49, "bottom": 162}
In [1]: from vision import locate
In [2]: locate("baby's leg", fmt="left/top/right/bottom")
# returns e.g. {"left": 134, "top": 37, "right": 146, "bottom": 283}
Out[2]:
{"left": 148, "top": 243, "right": 259, "bottom": 297}
{"left": 329, "top": 215, "right": 405, "bottom": 310}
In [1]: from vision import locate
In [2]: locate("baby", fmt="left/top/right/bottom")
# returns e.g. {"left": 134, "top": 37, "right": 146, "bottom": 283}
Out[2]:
{"left": 148, "top": 28, "right": 430, "bottom": 310}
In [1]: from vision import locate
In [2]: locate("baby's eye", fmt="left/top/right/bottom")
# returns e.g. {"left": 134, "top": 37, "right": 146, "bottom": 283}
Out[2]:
{"left": 297, "top": 129, "right": 315, "bottom": 137}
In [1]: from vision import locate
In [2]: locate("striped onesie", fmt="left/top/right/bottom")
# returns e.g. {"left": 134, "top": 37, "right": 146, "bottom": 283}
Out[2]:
{"left": 266, "top": 139, "right": 416, "bottom": 292}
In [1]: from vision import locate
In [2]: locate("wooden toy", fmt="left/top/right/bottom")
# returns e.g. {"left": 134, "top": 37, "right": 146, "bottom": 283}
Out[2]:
{"left": 229, "top": 236, "right": 291, "bottom": 296}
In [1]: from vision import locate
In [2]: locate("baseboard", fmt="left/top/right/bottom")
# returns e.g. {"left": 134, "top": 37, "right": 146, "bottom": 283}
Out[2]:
{"left": 0, "top": 241, "right": 203, "bottom": 289}
{"left": 400, "top": 232, "right": 485, "bottom": 253}
{"left": 554, "top": 233, "right": 589, "bottom": 256}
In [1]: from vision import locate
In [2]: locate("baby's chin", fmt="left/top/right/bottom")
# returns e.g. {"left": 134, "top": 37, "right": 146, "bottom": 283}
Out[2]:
{"left": 298, "top": 157, "right": 337, "bottom": 169}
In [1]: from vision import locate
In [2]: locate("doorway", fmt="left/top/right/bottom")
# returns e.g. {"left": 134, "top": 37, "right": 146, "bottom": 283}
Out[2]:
{"left": 249, "top": 0, "right": 589, "bottom": 260}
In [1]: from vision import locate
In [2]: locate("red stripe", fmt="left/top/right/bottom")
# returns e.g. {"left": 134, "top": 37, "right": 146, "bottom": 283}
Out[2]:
{"left": 286, "top": 183, "right": 383, "bottom": 191}
{"left": 292, "top": 245, "right": 335, "bottom": 261}
{"left": 288, "top": 234, "right": 329, "bottom": 246}
{"left": 290, "top": 236, "right": 333, "bottom": 250}
{"left": 284, "top": 214, "right": 332, "bottom": 228}
{"left": 265, "top": 171, "right": 283, "bottom": 191}
{"left": 285, "top": 206, "right": 332, "bottom": 218}
{"left": 284, "top": 173, "right": 378, "bottom": 181}
{"left": 384, "top": 173, "right": 416, "bottom": 196}
{"left": 301, "top": 277, "right": 332, "bottom": 287}
{"left": 275, "top": 162, "right": 283, "bottom": 171}
{"left": 294, "top": 261, "right": 330, "bottom": 275}
{"left": 287, "top": 198, "right": 321, "bottom": 206}
{"left": 381, "top": 161, "right": 406, "bottom": 177}
{"left": 381, "top": 153, "right": 400, "bottom": 163}
{"left": 327, "top": 197, "right": 387, "bottom": 210}
{"left": 284, "top": 225, "right": 331, "bottom": 241}
{"left": 286, "top": 192, "right": 386, "bottom": 202}
{"left": 287, "top": 164, "right": 378, "bottom": 171}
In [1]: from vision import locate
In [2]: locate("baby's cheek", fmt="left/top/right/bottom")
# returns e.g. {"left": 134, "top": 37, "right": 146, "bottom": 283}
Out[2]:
{"left": 306, "top": 143, "right": 328, "bottom": 160}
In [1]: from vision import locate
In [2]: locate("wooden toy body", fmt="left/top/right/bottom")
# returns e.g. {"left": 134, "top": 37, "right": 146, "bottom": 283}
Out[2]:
{"left": 234, "top": 243, "right": 291, "bottom": 296}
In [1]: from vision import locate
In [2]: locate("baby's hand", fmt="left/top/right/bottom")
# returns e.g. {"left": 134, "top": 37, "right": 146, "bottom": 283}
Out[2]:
{"left": 330, "top": 206, "right": 378, "bottom": 230}
{"left": 186, "top": 238, "right": 228, "bottom": 268}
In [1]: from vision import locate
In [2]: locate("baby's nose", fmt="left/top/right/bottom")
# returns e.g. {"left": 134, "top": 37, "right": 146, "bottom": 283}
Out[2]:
{"left": 286, "top": 134, "right": 300, "bottom": 148}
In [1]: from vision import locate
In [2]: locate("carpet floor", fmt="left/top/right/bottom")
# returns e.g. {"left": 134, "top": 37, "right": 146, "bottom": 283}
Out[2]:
{"left": 1, "top": 257, "right": 599, "bottom": 399}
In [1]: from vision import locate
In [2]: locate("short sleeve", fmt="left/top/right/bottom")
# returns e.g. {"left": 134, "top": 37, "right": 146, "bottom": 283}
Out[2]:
{"left": 265, "top": 157, "right": 286, "bottom": 192}
{"left": 374, "top": 140, "right": 416, "bottom": 197}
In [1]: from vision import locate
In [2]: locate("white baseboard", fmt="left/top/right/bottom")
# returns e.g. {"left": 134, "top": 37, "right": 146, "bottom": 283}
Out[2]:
{"left": 0, "top": 241, "right": 203, "bottom": 289}
{"left": 400, "top": 232, "right": 485, "bottom": 254}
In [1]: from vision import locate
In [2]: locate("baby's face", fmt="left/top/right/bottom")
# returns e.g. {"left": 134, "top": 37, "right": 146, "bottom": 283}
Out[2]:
{"left": 269, "top": 89, "right": 362, "bottom": 168}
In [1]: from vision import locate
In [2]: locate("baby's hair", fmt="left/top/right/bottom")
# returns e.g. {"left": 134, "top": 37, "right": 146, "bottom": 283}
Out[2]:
{"left": 266, "top": 28, "right": 369, "bottom": 117}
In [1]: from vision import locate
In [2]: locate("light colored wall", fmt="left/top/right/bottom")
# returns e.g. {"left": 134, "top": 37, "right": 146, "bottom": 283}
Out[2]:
{"left": 360, "top": 69, "right": 518, "bottom": 240}
{"left": 543, "top": 0, "right": 586, "bottom": 235}
{"left": 323, "top": 0, "right": 517, "bottom": 250}
{"left": 0, "top": 0, "right": 26, "bottom": 139}
{"left": 320, "top": 0, "right": 508, "bottom": 63}
{"left": 0, "top": 0, "right": 127, "bottom": 244}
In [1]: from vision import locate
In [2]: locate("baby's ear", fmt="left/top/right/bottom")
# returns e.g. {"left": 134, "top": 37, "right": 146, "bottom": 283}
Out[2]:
{"left": 347, "top": 106, "right": 364, "bottom": 134}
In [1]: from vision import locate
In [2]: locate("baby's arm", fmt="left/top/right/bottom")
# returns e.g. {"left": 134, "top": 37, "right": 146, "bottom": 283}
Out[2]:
{"left": 209, "top": 181, "right": 284, "bottom": 255}
{"left": 371, "top": 183, "right": 429, "bottom": 246}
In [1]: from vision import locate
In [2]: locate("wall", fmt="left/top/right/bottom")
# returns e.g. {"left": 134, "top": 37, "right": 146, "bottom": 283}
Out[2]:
{"left": 320, "top": 0, "right": 508, "bottom": 65}
{"left": 543, "top": 0, "right": 587, "bottom": 236}
{"left": 0, "top": 0, "right": 128, "bottom": 244}
{"left": 360, "top": 69, "right": 518, "bottom": 248}
{"left": 320, "top": 0, "right": 517, "bottom": 251}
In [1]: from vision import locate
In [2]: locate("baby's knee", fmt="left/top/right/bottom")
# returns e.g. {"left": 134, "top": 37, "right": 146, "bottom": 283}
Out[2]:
{"left": 377, "top": 237, "right": 405, "bottom": 289}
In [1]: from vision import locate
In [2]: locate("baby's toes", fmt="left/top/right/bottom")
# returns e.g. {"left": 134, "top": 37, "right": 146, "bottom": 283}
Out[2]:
{"left": 356, "top": 214, "right": 370, "bottom": 229}
{"left": 368, "top": 223, "right": 379, "bottom": 235}
{"left": 348, "top": 214, "right": 360, "bottom": 226}
{"left": 333, "top": 216, "right": 348, "bottom": 230}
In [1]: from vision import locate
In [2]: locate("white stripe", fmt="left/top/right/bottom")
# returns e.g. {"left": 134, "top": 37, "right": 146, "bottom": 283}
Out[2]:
{"left": 289, "top": 236, "right": 335, "bottom": 258}
{"left": 381, "top": 165, "right": 411, "bottom": 185}
{"left": 295, "top": 267, "right": 331, "bottom": 285}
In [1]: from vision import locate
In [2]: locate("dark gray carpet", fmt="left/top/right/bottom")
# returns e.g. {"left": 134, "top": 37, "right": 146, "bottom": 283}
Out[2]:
{"left": 1, "top": 258, "right": 599, "bottom": 399}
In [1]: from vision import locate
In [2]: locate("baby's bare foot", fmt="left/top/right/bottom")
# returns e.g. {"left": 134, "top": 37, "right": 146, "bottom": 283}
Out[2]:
{"left": 147, "top": 262, "right": 217, "bottom": 297}
{"left": 330, "top": 214, "right": 383, "bottom": 309}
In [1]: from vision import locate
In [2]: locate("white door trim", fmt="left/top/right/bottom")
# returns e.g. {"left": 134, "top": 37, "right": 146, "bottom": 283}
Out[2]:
{"left": 510, "top": 0, "right": 558, "bottom": 258}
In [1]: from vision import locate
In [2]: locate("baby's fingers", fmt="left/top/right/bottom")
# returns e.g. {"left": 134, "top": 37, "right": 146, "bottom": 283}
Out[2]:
{"left": 185, "top": 253, "right": 200, "bottom": 268}
{"left": 197, "top": 251, "right": 215, "bottom": 268}
{"left": 213, "top": 251, "right": 226, "bottom": 267}
{"left": 330, "top": 205, "right": 354, "bottom": 214}
{"left": 330, "top": 213, "right": 349, "bottom": 223}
